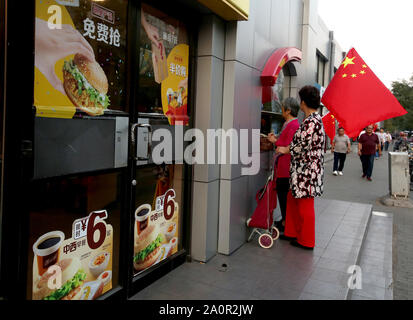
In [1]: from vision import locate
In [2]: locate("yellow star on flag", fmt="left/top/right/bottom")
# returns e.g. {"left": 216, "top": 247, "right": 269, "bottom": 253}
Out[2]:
{"left": 342, "top": 74, "right": 348, "bottom": 78}
{"left": 362, "top": 64, "right": 367, "bottom": 68}
{"left": 360, "top": 70, "right": 366, "bottom": 75}
{"left": 351, "top": 74, "right": 357, "bottom": 78}
{"left": 342, "top": 57, "right": 355, "bottom": 68}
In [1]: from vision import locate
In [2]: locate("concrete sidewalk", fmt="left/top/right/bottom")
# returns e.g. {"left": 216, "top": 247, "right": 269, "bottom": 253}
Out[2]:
{"left": 323, "top": 145, "right": 409, "bottom": 299}
{"left": 130, "top": 145, "right": 398, "bottom": 300}
{"left": 131, "top": 198, "right": 372, "bottom": 300}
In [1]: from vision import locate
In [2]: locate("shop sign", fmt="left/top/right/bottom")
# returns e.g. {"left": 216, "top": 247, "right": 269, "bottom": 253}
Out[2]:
{"left": 32, "top": 210, "right": 113, "bottom": 300}
{"left": 133, "top": 189, "right": 179, "bottom": 275}
{"left": 34, "top": 0, "right": 127, "bottom": 119}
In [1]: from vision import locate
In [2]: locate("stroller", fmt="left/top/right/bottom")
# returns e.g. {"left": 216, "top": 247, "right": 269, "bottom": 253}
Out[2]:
{"left": 246, "top": 153, "right": 281, "bottom": 249}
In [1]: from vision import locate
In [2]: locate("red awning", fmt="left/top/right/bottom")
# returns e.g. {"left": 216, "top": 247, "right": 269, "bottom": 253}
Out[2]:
{"left": 260, "top": 47, "right": 302, "bottom": 87}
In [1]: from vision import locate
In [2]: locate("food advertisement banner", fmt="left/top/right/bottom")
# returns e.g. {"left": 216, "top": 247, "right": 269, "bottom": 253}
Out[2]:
{"left": 133, "top": 189, "right": 179, "bottom": 275}
{"left": 161, "top": 44, "right": 189, "bottom": 126}
{"left": 32, "top": 211, "right": 113, "bottom": 300}
{"left": 140, "top": 7, "right": 189, "bottom": 125}
{"left": 34, "top": 0, "right": 127, "bottom": 118}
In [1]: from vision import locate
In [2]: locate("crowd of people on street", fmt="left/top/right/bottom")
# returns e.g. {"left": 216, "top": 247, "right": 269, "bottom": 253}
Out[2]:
{"left": 263, "top": 84, "right": 411, "bottom": 251}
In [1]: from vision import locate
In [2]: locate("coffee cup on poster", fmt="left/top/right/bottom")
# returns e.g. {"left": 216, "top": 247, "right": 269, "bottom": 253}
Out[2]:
{"left": 135, "top": 204, "right": 152, "bottom": 235}
{"left": 32, "top": 231, "right": 65, "bottom": 276}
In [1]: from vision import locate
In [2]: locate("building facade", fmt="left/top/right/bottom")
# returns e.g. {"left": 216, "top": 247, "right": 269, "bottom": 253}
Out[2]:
{"left": 191, "top": 0, "right": 345, "bottom": 262}
{"left": 0, "top": 0, "right": 346, "bottom": 300}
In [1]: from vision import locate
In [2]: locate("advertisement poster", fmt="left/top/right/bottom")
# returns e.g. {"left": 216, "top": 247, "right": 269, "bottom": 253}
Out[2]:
{"left": 34, "top": 0, "right": 127, "bottom": 118}
{"left": 32, "top": 211, "right": 113, "bottom": 300}
{"left": 161, "top": 44, "right": 189, "bottom": 126}
{"left": 140, "top": 7, "right": 189, "bottom": 125}
{"left": 133, "top": 189, "right": 179, "bottom": 275}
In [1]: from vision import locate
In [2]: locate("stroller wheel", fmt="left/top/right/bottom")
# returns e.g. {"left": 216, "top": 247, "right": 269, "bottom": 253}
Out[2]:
{"left": 271, "top": 226, "right": 280, "bottom": 240}
{"left": 258, "top": 234, "right": 274, "bottom": 249}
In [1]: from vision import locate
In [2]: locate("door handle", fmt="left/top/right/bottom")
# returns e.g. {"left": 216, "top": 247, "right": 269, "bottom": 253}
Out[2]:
{"left": 131, "top": 123, "right": 152, "bottom": 161}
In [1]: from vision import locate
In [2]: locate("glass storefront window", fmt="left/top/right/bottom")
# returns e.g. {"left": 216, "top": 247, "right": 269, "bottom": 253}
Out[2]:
{"left": 138, "top": 4, "right": 189, "bottom": 117}
{"left": 261, "top": 70, "right": 285, "bottom": 135}
{"left": 132, "top": 3, "right": 189, "bottom": 276}
{"left": 27, "top": 172, "right": 123, "bottom": 300}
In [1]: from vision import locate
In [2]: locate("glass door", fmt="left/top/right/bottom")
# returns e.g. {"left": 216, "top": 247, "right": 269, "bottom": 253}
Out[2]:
{"left": 26, "top": 0, "right": 129, "bottom": 300}
{"left": 130, "top": 3, "right": 191, "bottom": 284}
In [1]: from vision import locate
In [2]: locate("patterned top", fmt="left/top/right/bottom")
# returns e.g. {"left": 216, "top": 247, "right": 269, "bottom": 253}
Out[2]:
{"left": 289, "top": 113, "right": 325, "bottom": 199}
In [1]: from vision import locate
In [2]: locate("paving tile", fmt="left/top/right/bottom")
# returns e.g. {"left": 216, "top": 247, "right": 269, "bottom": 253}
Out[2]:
{"left": 350, "top": 293, "right": 373, "bottom": 300}
{"left": 360, "top": 261, "right": 392, "bottom": 278}
{"left": 321, "top": 249, "right": 359, "bottom": 263}
{"left": 316, "top": 257, "right": 354, "bottom": 273}
{"left": 209, "top": 271, "right": 274, "bottom": 297}
{"left": 362, "top": 273, "right": 392, "bottom": 289}
{"left": 360, "top": 255, "right": 392, "bottom": 269}
{"left": 309, "top": 267, "right": 348, "bottom": 287}
{"left": 351, "top": 283, "right": 387, "bottom": 300}
{"left": 302, "top": 279, "right": 347, "bottom": 300}
{"left": 253, "top": 284, "right": 301, "bottom": 300}
{"left": 329, "top": 235, "right": 363, "bottom": 246}
{"left": 299, "top": 292, "right": 334, "bottom": 300}
{"left": 333, "top": 230, "right": 364, "bottom": 241}
{"left": 272, "top": 272, "right": 312, "bottom": 292}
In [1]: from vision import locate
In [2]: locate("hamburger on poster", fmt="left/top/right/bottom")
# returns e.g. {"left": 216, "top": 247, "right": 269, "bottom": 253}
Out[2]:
{"left": 63, "top": 53, "right": 110, "bottom": 116}
{"left": 133, "top": 224, "right": 164, "bottom": 271}
{"left": 33, "top": 257, "right": 86, "bottom": 300}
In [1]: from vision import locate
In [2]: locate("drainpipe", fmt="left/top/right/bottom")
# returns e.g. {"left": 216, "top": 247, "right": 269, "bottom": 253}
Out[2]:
{"left": 328, "top": 31, "right": 335, "bottom": 82}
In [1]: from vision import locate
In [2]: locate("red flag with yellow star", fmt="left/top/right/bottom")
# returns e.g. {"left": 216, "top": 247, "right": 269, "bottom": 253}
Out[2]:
{"left": 321, "top": 48, "right": 407, "bottom": 138}
{"left": 322, "top": 112, "right": 336, "bottom": 142}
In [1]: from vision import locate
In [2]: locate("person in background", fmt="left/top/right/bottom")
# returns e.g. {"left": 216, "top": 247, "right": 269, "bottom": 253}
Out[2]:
{"left": 358, "top": 125, "right": 381, "bottom": 181}
{"left": 378, "top": 128, "right": 386, "bottom": 156}
{"left": 385, "top": 131, "right": 392, "bottom": 152}
{"left": 394, "top": 132, "right": 409, "bottom": 152}
{"left": 267, "top": 98, "right": 300, "bottom": 233}
{"left": 276, "top": 86, "right": 325, "bottom": 250}
{"left": 331, "top": 127, "right": 351, "bottom": 176}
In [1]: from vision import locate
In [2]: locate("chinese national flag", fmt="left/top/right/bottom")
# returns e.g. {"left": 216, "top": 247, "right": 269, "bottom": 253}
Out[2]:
{"left": 322, "top": 112, "right": 336, "bottom": 142}
{"left": 321, "top": 48, "right": 407, "bottom": 138}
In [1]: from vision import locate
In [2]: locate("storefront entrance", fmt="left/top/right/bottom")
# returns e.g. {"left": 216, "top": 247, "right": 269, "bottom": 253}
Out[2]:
{"left": 0, "top": 0, "right": 196, "bottom": 300}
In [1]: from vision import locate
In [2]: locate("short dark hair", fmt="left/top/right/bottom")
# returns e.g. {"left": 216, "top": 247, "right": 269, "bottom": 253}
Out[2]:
{"left": 283, "top": 97, "right": 300, "bottom": 117}
{"left": 338, "top": 127, "right": 344, "bottom": 131}
{"left": 299, "top": 86, "right": 321, "bottom": 110}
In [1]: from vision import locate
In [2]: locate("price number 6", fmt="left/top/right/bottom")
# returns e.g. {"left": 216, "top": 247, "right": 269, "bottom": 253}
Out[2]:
{"left": 87, "top": 210, "right": 108, "bottom": 250}
{"left": 163, "top": 189, "right": 176, "bottom": 221}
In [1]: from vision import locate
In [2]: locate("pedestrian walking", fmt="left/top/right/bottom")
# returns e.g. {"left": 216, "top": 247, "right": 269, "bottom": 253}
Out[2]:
{"left": 378, "top": 128, "right": 386, "bottom": 155}
{"left": 276, "top": 86, "right": 325, "bottom": 250}
{"left": 358, "top": 124, "right": 381, "bottom": 181}
{"left": 267, "top": 98, "right": 300, "bottom": 233}
{"left": 331, "top": 127, "right": 351, "bottom": 176}
{"left": 385, "top": 130, "right": 392, "bottom": 151}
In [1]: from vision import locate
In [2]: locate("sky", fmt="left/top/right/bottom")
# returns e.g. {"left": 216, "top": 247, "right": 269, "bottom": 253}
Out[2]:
{"left": 318, "top": 0, "right": 413, "bottom": 88}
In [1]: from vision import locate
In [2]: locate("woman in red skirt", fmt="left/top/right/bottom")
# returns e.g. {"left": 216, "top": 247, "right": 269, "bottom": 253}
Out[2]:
{"left": 276, "top": 86, "right": 325, "bottom": 250}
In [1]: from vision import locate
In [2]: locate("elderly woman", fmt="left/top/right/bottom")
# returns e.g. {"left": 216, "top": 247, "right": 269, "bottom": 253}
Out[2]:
{"left": 267, "top": 98, "right": 300, "bottom": 232}
{"left": 276, "top": 86, "right": 325, "bottom": 250}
